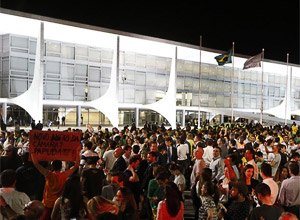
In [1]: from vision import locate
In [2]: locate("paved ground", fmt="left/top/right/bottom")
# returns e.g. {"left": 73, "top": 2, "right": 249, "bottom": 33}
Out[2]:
{"left": 183, "top": 190, "right": 195, "bottom": 220}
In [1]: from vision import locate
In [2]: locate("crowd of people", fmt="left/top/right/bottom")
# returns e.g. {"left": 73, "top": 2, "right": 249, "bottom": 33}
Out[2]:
{"left": 0, "top": 120, "right": 300, "bottom": 220}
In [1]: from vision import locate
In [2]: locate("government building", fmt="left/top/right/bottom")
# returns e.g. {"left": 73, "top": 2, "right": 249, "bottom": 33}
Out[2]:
{"left": 0, "top": 9, "right": 299, "bottom": 129}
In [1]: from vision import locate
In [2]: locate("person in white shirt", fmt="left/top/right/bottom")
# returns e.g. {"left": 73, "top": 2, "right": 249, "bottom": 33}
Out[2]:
{"left": 176, "top": 136, "right": 189, "bottom": 175}
{"left": 101, "top": 140, "right": 117, "bottom": 173}
{"left": 203, "top": 139, "right": 214, "bottom": 166}
{"left": 169, "top": 163, "right": 186, "bottom": 193}
{"left": 0, "top": 169, "right": 30, "bottom": 220}
{"left": 17, "top": 132, "right": 29, "bottom": 156}
{"left": 122, "top": 145, "right": 132, "bottom": 166}
{"left": 260, "top": 162, "right": 278, "bottom": 205}
{"left": 209, "top": 146, "right": 224, "bottom": 182}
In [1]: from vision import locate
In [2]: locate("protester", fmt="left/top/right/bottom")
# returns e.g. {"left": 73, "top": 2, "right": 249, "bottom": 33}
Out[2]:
{"left": 2, "top": 120, "right": 300, "bottom": 220}
{"left": 31, "top": 151, "right": 80, "bottom": 220}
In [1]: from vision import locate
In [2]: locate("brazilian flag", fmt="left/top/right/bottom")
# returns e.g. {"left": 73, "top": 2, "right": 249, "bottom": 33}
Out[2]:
{"left": 215, "top": 49, "right": 232, "bottom": 66}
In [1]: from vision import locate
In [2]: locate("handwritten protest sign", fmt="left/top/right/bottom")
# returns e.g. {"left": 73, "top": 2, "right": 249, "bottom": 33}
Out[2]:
{"left": 29, "top": 130, "right": 81, "bottom": 161}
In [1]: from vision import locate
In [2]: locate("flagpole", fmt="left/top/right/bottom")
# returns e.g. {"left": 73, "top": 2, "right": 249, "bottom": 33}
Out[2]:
{"left": 260, "top": 49, "right": 264, "bottom": 125}
{"left": 198, "top": 36, "right": 202, "bottom": 129}
{"left": 284, "top": 53, "right": 289, "bottom": 125}
{"left": 231, "top": 42, "right": 235, "bottom": 123}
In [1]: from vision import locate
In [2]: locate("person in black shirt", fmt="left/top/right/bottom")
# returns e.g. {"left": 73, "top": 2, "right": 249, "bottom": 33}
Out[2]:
{"left": 249, "top": 183, "right": 282, "bottom": 220}
{"left": 221, "top": 181, "right": 251, "bottom": 220}
{"left": 81, "top": 158, "right": 105, "bottom": 200}
{"left": 122, "top": 155, "right": 141, "bottom": 207}
{"left": 15, "top": 152, "right": 45, "bottom": 200}
{"left": 110, "top": 147, "right": 127, "bottom": 173}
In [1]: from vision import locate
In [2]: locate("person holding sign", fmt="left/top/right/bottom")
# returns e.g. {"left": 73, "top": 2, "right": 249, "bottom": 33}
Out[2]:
{"left": 31, "top": 150, "right": 80, "bottom": 220}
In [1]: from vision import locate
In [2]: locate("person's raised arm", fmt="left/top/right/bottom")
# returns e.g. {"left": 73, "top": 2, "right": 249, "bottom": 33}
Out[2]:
{"left": 31, "top": 153, "right": 49, "bottom": 177}
{"left": 65, "top": 150, "right": 80, "bottom": 176}
{"left": 128, "top": 165, "right": 139, "bottom": 182}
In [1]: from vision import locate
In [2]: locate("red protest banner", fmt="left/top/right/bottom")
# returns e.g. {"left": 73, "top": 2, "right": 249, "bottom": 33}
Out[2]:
{"left": 29, "top": 130, "right": 81, "bottom": 161}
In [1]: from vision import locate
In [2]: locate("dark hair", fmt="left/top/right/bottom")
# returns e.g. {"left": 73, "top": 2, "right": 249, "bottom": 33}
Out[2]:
{"left": 109, "top": 140, "right": 117, "bottom": 150}
{"left": 51, "top": 160, "right": 62, "bottom": 171}
{"left": 147, "top": 151, "right": 157, "bottom": 158}
{"left": 241, "top": 164, "right": 254, "bottom": 181}
{"left": 232, "top": 181, "right": 248, "bottom": 197}
{"left": 243, "top": 164, "right": 254, "bottom": 173}
{"left": 230, "top": 139, "right": 236, "bottom": 146}
{"left": 84, "top": 141, "right": 93, "bottom": 150}
{"left": 169, "top": 163, "right": 180, "bottom": 172}
{"left": 261, "top": 162, "right": 272, "bottom": 177}
{"left": 244, "top": 142, "right": 253, "bottom": 151}
{"left": 213, "top": 146, "right": 221, "bottom": 152}
{"left": 165, "top": 136, "right": 173, "bottom": 142}
{"left": 21, "top": 132, "right": 29, "bottom": 137}
{"left": 129, "top": 155, "right": 140, "bottom": 164}
{"left": 266, "top": 139, "right": 273, "bottom": 146}
{"left": 110, "top": 171, "right": 124, "bottom": 183}
{"left": 0, "top": 169, "right": 16, "bottom": 187}
{"left": 288, "top": 161, "right": 299, "bottom": 175}
{"left": 132, "top": 145, "right": 140, "bottom": 154}
{"left": 165, "top": 182, "right": 181, "bottom": 217}
{"left": 156, "top": 171, "right": 170, "bottom": 181}
{"left": 255, "top": 183, "right": 271, "bottom": 197}
{"left": 206, "top": 139, "right": 214, "bottom": 146}
{"left": 123, "top": 145, "right": 132, "bottom": 151}
{"left": 61, "top": 175, "right": 84, "bottom": 218}
{"left": 201, "top": 168, "right": 213, "bottom": 182}
{"left": 202, "top": 181, "right": 219, "bottom": 205}
{"left": 291, "top": 152, "right": 300, "bottom": 159}
{"left": 255, "top": 151, "right": 263, "bottom": 157}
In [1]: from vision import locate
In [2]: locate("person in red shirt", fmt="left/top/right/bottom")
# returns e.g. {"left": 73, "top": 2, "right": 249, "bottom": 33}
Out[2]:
{"left": 31, "top": 152, "right": 80, "bottom": 220}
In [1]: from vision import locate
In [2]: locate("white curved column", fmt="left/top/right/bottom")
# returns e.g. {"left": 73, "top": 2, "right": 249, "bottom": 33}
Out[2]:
{"left": 264, "top": 66, "right": 291, "bottom": 120}
{"left": 144, "top": 46, "right": 177, "bottom": 129}
{"left": 9, "top": 22, "right": 44, "bottom": 122}
{"left": 88, "top": 36, "right": 119, "bottom": 127}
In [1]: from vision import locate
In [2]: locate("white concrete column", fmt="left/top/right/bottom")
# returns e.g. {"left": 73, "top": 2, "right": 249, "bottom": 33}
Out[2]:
{"left": 2, "top": 103, "right": 7, "bottom": 124}
{"left": 9, "top": 22, "right": 44, "bottom": 122}
{"left": 220, "top": 114, "right": 224, "bottom": 123}
{"left": 77, "top": 106, "right": 81, "bottom": 127}
{"left": 143, "top": 46, "right": 177, "bottom": 129}
{"left": 89, "top": 36, "right": 119, "bottom": 127}
{"left": 135, "top": 108, "right": 139, "bottom": 128}
{"left": 182, "top": 109, "right": 186, "bottom": 128}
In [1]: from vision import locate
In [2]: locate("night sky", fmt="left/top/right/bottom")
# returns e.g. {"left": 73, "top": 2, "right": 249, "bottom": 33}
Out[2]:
{"left": 1, "top": 0, "right": 299, "bottom": 64}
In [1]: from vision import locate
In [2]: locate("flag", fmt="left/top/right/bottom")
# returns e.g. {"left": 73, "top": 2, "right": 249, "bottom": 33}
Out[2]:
{"left": 215, "top": 49, "right": 232, "bottom": 66}
{"left": 243, "top": 52, "right": 263, "bottom": 70}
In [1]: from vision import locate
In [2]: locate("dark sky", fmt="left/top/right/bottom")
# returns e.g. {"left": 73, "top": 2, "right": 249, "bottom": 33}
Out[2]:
{"left": 1, "top": 0, "right": 299, "bottom": 64}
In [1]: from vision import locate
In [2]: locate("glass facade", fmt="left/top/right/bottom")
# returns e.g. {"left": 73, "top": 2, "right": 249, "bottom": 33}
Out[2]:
{"left": 0, "top": 12, "right": 299, "bottom": 127}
